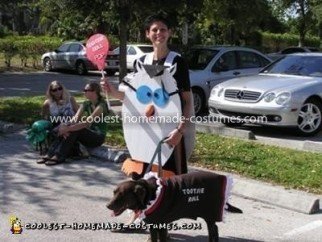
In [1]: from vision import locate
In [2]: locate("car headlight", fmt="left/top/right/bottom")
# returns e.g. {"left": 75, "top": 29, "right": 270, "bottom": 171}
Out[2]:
{"left": 275, "top": 92, "right": 291, "bottom": 105}
{"left": 263, "top": 92, "right": 276, "bottom": 102}
{"left": 210, "top": 85, "right": 224, "bottom": 98}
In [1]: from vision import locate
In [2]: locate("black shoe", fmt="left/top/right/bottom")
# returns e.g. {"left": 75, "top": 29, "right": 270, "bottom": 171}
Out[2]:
{"left": 45, "top": 158, "right": 64, "bottom": 166}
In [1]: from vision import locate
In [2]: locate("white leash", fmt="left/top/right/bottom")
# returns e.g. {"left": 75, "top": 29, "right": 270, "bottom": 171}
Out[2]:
{"left": 101, "top": 70, "right": 111, "bottom": 110}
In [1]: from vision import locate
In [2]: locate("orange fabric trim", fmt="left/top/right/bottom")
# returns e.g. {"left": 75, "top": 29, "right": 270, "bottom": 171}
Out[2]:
{"left": 121, "top": 158, "right": 144, "bottom": 176}
{"left": 121, "top": 158, "right": 175, "bottom": 178}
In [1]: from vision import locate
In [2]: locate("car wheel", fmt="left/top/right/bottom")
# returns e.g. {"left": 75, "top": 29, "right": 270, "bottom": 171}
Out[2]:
{"left": 43, "top": 58, "right": 52, "bottom": 72}
{"left": 76, "top": 61, "right": 87, "bottom": 75}
{"left": 192, "top": 88, "right": 205, "bottom": 116}
{"left": 296, "top": 98, "right": 322, "bottom": 136}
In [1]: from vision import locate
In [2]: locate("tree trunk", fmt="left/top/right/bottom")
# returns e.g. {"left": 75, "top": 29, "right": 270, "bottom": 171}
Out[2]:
{"left": 297, "top": 0, "right": 306, "bottom": 47}
{"left": 118, "top": 7, "right": 128, "bottom": 82}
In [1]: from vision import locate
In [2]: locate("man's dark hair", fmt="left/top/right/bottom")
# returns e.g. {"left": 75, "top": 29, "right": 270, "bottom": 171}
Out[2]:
{"left": 144, "top": 14, "right": 172, "bottom": 31}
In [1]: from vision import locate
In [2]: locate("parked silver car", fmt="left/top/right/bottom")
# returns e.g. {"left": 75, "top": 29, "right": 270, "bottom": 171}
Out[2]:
{"left": 208, "top": 53, "right": 322, "bottom": 136}
{"left": 41, "top": 41, "right": 99, "bottom": 75}
{"left": 185, "top": 46, "right": 272, "bottom": 115}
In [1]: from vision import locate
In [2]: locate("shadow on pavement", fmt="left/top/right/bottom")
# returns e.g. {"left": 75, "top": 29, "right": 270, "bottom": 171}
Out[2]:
{"left": 0, "top": 131, "right": 126, "bottom": 216}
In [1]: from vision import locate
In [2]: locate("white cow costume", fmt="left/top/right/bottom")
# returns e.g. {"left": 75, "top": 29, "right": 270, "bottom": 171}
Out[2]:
{"left": 121, "top": 51, "right": 195, "bottom": 177}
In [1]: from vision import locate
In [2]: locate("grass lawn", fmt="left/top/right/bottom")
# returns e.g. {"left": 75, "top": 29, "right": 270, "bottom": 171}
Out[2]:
{"left": 0, "top": 96, "right": 321, "bottom": 194}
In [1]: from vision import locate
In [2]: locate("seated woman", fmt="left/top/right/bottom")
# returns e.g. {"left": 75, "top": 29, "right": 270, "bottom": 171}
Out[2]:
{"left": 42, "top": 80, "right": 78, "bottom": 126}
{"left": 38, "top": 82, "right": 109, "bottom": 166}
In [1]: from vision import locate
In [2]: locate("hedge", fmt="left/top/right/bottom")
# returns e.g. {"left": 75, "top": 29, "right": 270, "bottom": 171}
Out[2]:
{"left": 261, "top": 32, "right": 321, "bottom": 52}
{"left": 0, "top": 36, "right": 62, "bottom": 67}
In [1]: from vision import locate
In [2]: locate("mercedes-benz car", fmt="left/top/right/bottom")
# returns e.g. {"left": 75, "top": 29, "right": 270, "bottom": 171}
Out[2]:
{"left": 208, "top": 53, "right": 322, "bottom": 136}
{"left": 185, "top": 46, "right": 272, "bottom": 115}
{"left": 41, "top": 41, "right": 104, "bottom": 75}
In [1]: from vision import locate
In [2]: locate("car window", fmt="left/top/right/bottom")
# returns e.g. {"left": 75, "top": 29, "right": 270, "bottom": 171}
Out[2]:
{"left": 69, "top": 44, "right": 82, "bottom": 52}
{"left": 282, "top": 48, "right": 305, "bottom": 54}
{"left": 238, "top": 51, "right": 262, "bottom": 68}
{"left": 112, "top": 47, "right": 120, "bottom": 55}
{"left": 186, "top": 49, "right": 219, "bottom": 70}
{"left": 57, "top": 44, "right": 70, "bottom": 52}
{"left": 138, "top": 46, "right": 154, "bottom": 53}
{"left": 261, "top": 56, "right": 322, "bottom": 77}
{"left": 213, "top": 51, "right": 237, "bottom": 71}
{"left": 127, "top": 46, "right": 137, "bottom": 55}
{"left": 258, "top": 55, "right": 271, "bottom": 67}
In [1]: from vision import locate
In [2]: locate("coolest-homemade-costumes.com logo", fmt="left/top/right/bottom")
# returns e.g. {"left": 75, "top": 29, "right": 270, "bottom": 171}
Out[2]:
{"left": 10, "top": 216, "right": 23, "bottom": 234}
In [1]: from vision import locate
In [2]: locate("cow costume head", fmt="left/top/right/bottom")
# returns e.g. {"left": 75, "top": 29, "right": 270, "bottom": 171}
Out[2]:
{"left": 121, "top": 57, "right": 182, "bottom": 166}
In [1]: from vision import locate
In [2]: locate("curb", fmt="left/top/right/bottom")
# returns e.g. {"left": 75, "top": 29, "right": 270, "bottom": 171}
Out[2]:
{"left": 88, "top": 145, "right": 129, "bottom": 164}
{"left": 0, "top": 121, "right": 26, "bottom": 133}
{"left": 196, "top": 122, "right": 255, "bottom": 140}
{"left": 303, "top": 141, "right": 322, "bottom": 153}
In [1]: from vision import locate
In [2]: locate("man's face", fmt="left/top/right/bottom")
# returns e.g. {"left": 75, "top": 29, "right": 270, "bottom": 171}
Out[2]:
{"left": 146, "top": 21, "right": 171, "bottom": 47}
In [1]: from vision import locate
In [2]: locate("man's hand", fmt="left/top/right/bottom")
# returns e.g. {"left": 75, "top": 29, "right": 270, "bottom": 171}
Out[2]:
{"left": 164, "top": 128, "right": 183, "bottom": 147}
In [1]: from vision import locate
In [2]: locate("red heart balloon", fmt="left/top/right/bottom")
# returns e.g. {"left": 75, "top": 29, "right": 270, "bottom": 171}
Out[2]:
{"left": 86, "top": 34, "right": 110, "bottom": 70}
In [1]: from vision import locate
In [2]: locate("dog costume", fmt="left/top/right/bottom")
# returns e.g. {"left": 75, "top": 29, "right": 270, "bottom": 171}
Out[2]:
{"left": 138, "top": 171, "right": 233, "bottom": 224}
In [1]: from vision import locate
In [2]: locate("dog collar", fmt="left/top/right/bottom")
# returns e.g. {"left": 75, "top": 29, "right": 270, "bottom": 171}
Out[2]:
{"left": 138, "top": 172, "right": 166, "bottom": 220}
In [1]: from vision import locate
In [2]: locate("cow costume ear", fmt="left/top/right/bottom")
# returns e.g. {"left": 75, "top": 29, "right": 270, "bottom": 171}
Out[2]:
{"left": 169, "top": 63, "right": 177, "bottom": 76}
{"left": 135, "top": 59, "right": 144, "bottom": 72}
{"left": 134, "top": 184, "right": 147, "bottom": 207}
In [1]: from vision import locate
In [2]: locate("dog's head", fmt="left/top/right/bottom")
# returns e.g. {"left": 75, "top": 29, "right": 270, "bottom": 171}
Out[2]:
{"left": 107, "top": 180, "right": 150, "bottom": 217}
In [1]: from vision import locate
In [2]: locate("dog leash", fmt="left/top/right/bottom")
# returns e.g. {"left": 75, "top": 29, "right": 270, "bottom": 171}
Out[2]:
{"left": 145, "top": 137, "right": 169, "bottom": 177}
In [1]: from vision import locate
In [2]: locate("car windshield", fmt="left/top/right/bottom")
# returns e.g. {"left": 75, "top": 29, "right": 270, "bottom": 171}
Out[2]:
{"left": 185, "top": 49, "right": 219, "bottom": 70}
{"left": 138, "top": 46, "right": 153, "bottom": 53}
{"left": 261, "top": 56, "right": 322, "bottom": 77}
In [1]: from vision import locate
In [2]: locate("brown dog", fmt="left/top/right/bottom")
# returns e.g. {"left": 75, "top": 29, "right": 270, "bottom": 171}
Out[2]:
{"left": 107, "top": 171, "right": 242, "bottom": 242}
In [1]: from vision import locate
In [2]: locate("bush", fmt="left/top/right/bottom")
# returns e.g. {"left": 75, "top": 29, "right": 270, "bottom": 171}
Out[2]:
{"left": 0, "top": 37, "right": 18, "bottom": 67}
{"left": 0, "top": 36, "right": 62, "bottom": 67}
{"left": 0, "top": 25, "right": 12, "bottom": 38}
{"left": 261, "top": 32, "right": 321, "bottom": 52}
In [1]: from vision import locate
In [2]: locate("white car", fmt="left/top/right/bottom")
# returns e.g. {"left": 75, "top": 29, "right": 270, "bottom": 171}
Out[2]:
{"left": 185, "top": 46, "right": 272, "bottom": 115}
{"left": 208, "top": 53, "right": 322, "bottom": 136}
{"left": 105, "top": 44, "right": 153, "bottom": 75}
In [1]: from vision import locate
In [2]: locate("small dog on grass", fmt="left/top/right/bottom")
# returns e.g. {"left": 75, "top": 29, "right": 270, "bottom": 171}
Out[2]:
{"left": 107, "top": 171, "right": 242, "bottom": 242}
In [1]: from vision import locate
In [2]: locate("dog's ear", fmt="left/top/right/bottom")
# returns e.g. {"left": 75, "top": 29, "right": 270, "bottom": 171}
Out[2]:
{"left": 134, "top": 184, "right": 147, "bottom": 207}
{"left": 131, "top": 172, "right": 143, "bottom": 181}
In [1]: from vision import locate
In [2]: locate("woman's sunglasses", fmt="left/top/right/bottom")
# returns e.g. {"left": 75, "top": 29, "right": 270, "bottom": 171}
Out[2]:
{"left": 83, "top": 89, "right": 94, "bottom": 92}
{"left": 51, "top": 87, "right": 63, "bottom": 92}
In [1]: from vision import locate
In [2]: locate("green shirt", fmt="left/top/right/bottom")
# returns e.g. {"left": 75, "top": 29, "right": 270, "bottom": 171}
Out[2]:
{"left": 82, "top": 100, "right": 108, "bottom": 136}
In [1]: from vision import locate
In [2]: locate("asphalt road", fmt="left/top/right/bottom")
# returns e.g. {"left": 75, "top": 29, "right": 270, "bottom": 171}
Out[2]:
{"left": 0, "top": 71, "right": 120, "bottom": 97}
